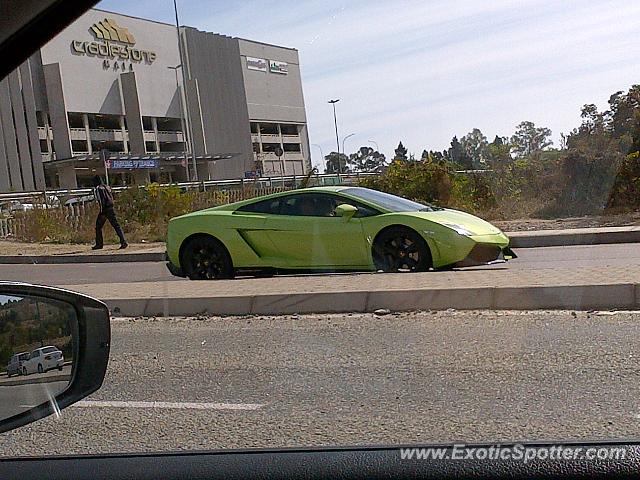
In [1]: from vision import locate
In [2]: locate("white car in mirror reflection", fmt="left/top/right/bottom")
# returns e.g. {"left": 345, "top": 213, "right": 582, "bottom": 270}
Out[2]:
{"left": 21, "top": 346, "right": 64, "bottom": 375}
{"left": 6, "top": 352, "right": 29, "bottom": 377}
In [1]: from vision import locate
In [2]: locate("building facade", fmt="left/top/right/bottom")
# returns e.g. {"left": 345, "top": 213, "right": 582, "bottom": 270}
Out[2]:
{"left": 0, "top": 8, "right": 311, "bottom": 191}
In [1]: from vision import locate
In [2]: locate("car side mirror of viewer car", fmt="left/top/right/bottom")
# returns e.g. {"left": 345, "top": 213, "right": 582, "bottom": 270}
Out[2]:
{"left": 335, "top": 203, "right": 358, "bottom": 221}
{"left": 0, "top": 283, "right": 110, "bottom": 433}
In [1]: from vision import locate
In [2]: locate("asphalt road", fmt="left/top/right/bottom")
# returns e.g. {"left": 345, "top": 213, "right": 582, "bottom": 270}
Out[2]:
{"left": 1, "top": 310, "right": 640, "bottom": 457}
{"left": 0, "top": 243, "right": 638, "bottom": 285}
{"left": 0, "top": 380, "right": 69, "bottom": 419}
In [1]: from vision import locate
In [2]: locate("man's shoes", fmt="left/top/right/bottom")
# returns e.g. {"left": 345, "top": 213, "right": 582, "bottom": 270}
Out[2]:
{"left": 119, "top": 243, "right": 128, "bottom": 250}
{"left": 91, "top": 245, "right": 103, "bottom": 250}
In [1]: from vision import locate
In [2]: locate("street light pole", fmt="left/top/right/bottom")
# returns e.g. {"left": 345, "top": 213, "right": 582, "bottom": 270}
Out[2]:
{"left": 368, "top": 140, "right": 379, "bottom": 152}
{"left": 328, "top": 99, "right": 340, "bottom": 156}
{"left": 342, "top": 133, "right": 356, "bottom": 159}
{"left": 168, "top": 64, "right": 189, "bottom": 181}
{"left": 173, "top": 0, "right": 198, "bottom": 182}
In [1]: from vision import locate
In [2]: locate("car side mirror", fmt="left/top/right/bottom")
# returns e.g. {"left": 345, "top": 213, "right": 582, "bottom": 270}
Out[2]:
{"left": 0, "top": 283, "right": 110, "bottom": 433}
{"left": 335, "top": 203, "right": 358, "bottom": 221}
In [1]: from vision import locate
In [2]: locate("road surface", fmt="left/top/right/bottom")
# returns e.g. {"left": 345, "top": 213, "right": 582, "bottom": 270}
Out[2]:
{"left": 1, "top": 310, "right": 639, "bottom": 457}
{"left": 0, "top": 243, "right": 638, "bottom": 285}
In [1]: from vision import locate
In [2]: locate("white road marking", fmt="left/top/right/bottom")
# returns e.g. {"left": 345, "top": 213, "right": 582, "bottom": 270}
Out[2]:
{"left": 73, "top": 400, "right": 264, "bottom": 411}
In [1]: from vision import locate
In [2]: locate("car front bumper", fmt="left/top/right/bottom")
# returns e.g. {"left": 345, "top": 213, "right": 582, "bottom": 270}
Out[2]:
{"left": 455, "top": 244, "right": 517, "bottom": 267}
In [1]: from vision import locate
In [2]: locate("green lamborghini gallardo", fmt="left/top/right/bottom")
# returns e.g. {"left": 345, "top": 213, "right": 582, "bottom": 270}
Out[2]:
{"left": 166, "top": 186, "right": 516, "bottom": 280}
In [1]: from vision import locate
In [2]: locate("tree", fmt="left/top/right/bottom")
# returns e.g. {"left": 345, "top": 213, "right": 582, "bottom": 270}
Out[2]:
{"left": 325, "top": 152, "right": 349, "bottom": 174}
{"left": 460, "top": 128, "right": 488, "bottom": 168}
{"left": 393, "top": 142, "right": 408, "bottom": 162}
{"left": 510, "top": 121, "right": 553, "bottom": 158}
{"left": 485, "top": 135, "right": 512, "bottom": 166}
{"left": 348, "top": 146, "right": 387, "bottom": 172}
{"left": 448, "top": 136, "right": 473, "bottom": 169}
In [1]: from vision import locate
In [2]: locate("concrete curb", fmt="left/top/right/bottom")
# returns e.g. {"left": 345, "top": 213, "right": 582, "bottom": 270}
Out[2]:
{"left": 508, "top": 226, "right": 640, "bottom": 248}
{"left": 0, "top": 252, "right": 165, "bottom": 264}
{"left": 103, "top": 283, "right": 639, "bottom": 317}
{"left": 1, "top": 226, "right": 639, "bottom": 264}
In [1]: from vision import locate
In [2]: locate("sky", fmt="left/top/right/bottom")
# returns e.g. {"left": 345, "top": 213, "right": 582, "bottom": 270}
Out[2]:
{"left": 96, "top": 0, "right": 640, "bottom": 169}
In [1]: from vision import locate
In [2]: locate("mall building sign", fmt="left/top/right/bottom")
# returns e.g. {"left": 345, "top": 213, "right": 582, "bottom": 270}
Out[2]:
{"left": 71, "top": 18, "right": 157, "bottom": 66}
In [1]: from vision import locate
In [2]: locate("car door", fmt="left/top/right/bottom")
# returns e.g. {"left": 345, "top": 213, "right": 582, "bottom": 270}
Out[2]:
{"left": 262, "top": 193, "right": 369, "bottom": 268}
{"left": 24, "top": 350, "right": 35, "bottom": 374}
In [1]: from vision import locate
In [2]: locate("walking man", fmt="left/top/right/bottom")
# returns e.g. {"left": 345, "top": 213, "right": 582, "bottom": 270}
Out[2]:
{"left": 92, "top": 176, "right": 128, "bottom": 250}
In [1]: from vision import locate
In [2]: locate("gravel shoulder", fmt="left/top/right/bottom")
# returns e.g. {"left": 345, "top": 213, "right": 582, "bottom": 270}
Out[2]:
{"left": 493, "top": 211, "right": 640, "bottom": 232}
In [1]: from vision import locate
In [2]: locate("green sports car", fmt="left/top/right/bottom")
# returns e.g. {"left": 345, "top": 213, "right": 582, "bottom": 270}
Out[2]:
{"left": 166, "top": 186, "right": 516, "bottom": 280}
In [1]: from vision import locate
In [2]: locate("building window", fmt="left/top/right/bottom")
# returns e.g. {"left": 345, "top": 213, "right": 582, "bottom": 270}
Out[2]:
{"left": 71, "top": 140, "right": 88, "bottom": 153}
{"left": 284, "top": 143, "right": 301, "bottom": 152}
{"left": 280, "top": 124, "right": 298, "bottom": 135}
{"left": 252, "top": 142, "right": 260, "bottom": 153}
{"left": 145, "top": 141, "right": 158, "bottom": 153}
{"left": 159, "top": 141, "right": 183, "bottom": 152}
{"left": 156, "top": 117, "right": 182, "bottom": 133}
{"left": 39, "top": 139, "right": 49, "bottom": 154}
{"left": 36, "top": 111, "right": 47, "bottom": 128}
{"left": 68, "top": 113, "right": 84, "bottom": 129}
{"left": 87, "top": 114, "right": 121, "bottom": 130}
{"left": 250, "top": 123, "right": 259, "bottom": 134}
{"left": 91, "top": 140, "right": 124, "bottom": 153}
{"left": 142, "top": 117, "right": 154, "bottom": 131}
{"left": 260, "top": 123, "right": 278, "bottom": 135}
{"left": 262, "top": 143, "right": 281, "bottom": 153}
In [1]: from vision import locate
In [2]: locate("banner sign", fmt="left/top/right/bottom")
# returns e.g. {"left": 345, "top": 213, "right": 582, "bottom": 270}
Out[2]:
{"left": 247, "top": 57, "right": 268, "bottom": 72}
{"left": 269, "top": 60, "right": 288, "bottom": 75}
{"left": 106, "top": 159, "right": 158, "bottom": 170}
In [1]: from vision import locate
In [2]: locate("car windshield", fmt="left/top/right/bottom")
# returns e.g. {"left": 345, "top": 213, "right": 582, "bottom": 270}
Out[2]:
{"left": 2, "top": 0, "right": 640, "bottom": 464}
{"left": 342, "top": 187, "right": 440, "bottom": 212}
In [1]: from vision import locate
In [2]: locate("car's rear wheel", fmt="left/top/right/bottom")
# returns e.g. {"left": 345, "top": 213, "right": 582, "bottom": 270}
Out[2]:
{"left": 182, "top": 236, "right": 234, "bottom": 280}
{"left": 37, "top": 364, "right": 43, "bottom": 373}
{"left": 373, "top": 227, "right": 432, "bottom": 273}
{"left": 22, "top": 367, "right": 27, "bottom": 376}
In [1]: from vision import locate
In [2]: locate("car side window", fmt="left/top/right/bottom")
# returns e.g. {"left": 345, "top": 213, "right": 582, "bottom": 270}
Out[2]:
{"left": 333, "top": 197, "right": 380, "bottom": 218}
{"left": 31, "top": 351, "right": 39, "bottom": 358}
{"left": 236, "top": 198, "right": 282, "bottom": 215}
{"left": 280, "top": 194, "right": 338, "bottom": 217}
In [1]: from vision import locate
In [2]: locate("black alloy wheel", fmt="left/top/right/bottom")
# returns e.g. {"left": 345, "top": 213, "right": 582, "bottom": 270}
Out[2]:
{"left": 373, "top": 227, "right": 432, "bottom": 273}
{"left": 182, "top": 237, "right": 234, "bottom": 280}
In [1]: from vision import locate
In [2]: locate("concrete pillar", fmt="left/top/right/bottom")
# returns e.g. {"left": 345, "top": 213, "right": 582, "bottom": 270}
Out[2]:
{"left": 119, "top": 116, "right": 128, "bottom": 153}
{"left": 19, "top": 61, "right": 46, "bottom": 190}
{"left": 299, "top": 124, "right": 311, "bottom": 173}
{"left": 57, "top": 164, "right": 77, "bottom": 189}
{"left": 82, "top": 113, "right": 92, "bottom": 154}
{"left": 118, "top": 72, "right": 144, "bottom": 155}
{"left": 0, "top": 78, "right": 23, "bottom": 190}
{"left": 151, "top": 117, "right": 160, "bottom": 152}
{"left": 0, "top": 107, "right": 10, "bottom": 191}
{"left": 184, "top": 79, "right": 206, "bottom": 157}
{"left": 42, "top": 63, "right": 72, "bottom": 159}
{"left": 7, "top": 70, "right": 35, "bottom": 190}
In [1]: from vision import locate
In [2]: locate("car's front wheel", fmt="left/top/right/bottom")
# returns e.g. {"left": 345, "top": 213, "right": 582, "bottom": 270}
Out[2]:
{"left": 37, "top": 364, "right": 43, "bottom": 373}
{"left": 373, "top": 227, "right": 432, "bottom": 273}
{"left": 22, "top": 367, "right": 27, "bottom": 376}
{"left": 182, "top": 236, "right": 234, "bottom": 280}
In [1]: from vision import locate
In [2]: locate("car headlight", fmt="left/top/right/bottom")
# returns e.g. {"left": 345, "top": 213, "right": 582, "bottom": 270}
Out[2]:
{"left": 441, "top": 223, "right": 475, "bottom": 236}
